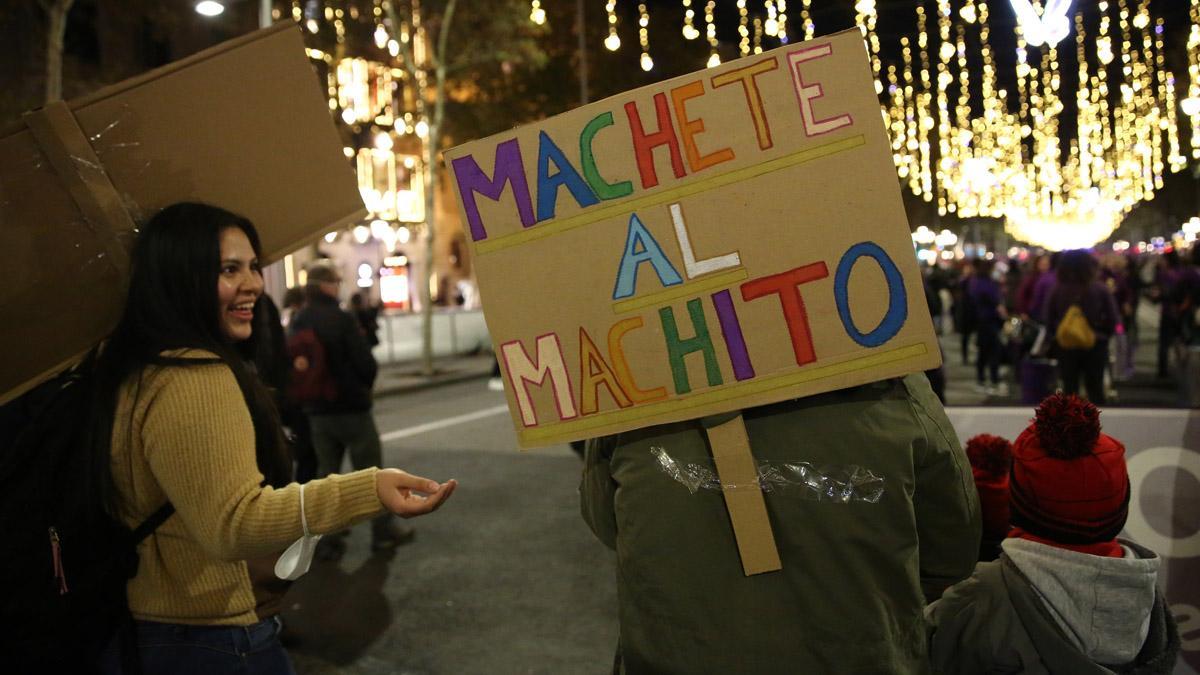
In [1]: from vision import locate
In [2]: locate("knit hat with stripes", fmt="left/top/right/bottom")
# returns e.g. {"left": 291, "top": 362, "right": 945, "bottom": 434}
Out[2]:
{"left": 1009, "top": 393, "right": 1130, "bottom": 545}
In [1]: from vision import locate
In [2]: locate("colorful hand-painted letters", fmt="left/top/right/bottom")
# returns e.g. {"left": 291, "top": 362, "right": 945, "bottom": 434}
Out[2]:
{"left": 445, "top": 29, "right": 942, "bottom": 448}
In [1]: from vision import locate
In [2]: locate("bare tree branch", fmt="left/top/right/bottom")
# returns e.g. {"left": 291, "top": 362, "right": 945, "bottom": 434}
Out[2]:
{"left": 42, "top": 0, "right": 75, "bottom": 103}
{"left": 382, "top": 1, "right": 421, "bottom": 83}
{"left": 432, "top": 0, "right": 457, "bottom": 73}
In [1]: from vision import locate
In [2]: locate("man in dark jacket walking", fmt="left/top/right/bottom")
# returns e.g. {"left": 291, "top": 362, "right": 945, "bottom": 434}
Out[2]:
{"left": 292, "top": 261, "right": 412, "bottom": 550}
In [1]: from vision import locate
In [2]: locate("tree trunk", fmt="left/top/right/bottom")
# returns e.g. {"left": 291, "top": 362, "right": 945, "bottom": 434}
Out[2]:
{"left": 43, "top": 0, "right": 75, "bottom": 104}
{"left": 419, "top": 130, "right": 437, "bottom": 376}
{"left": 417, "top": 0, "right": 455, "bottom": 378}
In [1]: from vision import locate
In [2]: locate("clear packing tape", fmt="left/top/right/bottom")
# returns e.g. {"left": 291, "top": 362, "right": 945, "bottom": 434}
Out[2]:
{"left": 652, "top": 447, "right": 886, "bottom": 503}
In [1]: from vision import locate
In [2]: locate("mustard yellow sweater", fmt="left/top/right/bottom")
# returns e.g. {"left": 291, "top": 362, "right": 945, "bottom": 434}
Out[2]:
{"left": 110, "top": 351, "right": 385, "bottom": 625}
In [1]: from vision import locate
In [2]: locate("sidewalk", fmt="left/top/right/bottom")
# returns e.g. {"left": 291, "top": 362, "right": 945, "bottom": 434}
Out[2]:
{"left": 372, "top": 352, "right": 496, "bottom": 398}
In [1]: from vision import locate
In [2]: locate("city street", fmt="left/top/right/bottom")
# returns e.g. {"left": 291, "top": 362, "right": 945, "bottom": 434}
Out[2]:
{"left": 282, "top": 380, "right": 618, "bottom": 675}
{"left": 281, "top": 309, "right": 1187, "bottom": 675}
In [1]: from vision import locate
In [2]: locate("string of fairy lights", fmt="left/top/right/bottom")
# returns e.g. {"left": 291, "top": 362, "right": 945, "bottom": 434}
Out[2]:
{"left": 278, "top": 1, "right": 1200, "bottom": 252}
{"left": 283, "top": 0, "right": 427, "bottom": 230}
{"left": 568, "top": 0, "right": 1200, "bottom": 251}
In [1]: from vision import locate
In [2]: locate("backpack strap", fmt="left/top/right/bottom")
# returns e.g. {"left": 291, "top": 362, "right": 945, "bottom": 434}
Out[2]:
{"left": 131, "top": 502, "right": 175, "bottom": 544}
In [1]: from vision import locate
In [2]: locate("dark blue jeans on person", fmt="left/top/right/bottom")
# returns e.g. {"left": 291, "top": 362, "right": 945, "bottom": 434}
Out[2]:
{"left": 101, "top": 616, "right": 295, "bottom": 675}
{"left": 975, "top": 324, "right": 1002, "bottom": 385}
{"left": 1058, "top": 340, "right": 1109, "bottom": 405}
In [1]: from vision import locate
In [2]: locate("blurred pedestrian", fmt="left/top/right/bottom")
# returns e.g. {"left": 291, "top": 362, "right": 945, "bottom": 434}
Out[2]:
{"left": 281, "top": 287, "right": 306, "bottom": 329}
{"left": 953, "top": 261, "right": 978, "bottom": 365}
{"left": 349, "top": 292, "right": 381, "bottom": 348}
{"left": 581, "top": 376, "right": 980, "bottom": 672}
{"left": 1015, "top": 254, "right": 1049, "bottom": 320}
{"left": 968, "top": 259, "right": 1008, "bottom": 395}
{"left": 924, "top": 272, "right": 947, "bottom": 402}
{"left": 268, "top": 290, "right": 319, "bottom": 484}
{"left": 1151, "top": 250, "right": 1184, "bottom": 379}
{"left": 1027, "top": 252, "right": 1060, "bottom": 321}
{"left": 1043, "top": 250, "right": 1120, "bottom": 404}
{"left": 1101, "top": 254, "right": 1137, "bottom": 380}
{"left": 291, "top": 261, "right": 418, "bottom": 553}
{"left": 91, "top": 203, "right": 454, "bottom": 675}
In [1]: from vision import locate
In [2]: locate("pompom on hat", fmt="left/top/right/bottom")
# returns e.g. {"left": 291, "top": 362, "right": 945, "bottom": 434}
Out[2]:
{"left": 965, "top": 434, "right": 1012, "bottom": 478}
{"left": 1009, "top": 393, "right": 1130, "bottom": 546}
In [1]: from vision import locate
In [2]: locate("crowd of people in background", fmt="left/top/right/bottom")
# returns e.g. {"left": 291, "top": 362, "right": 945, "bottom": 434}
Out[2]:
{"left": 923, "top": 244, "right": 1200, "bottom": 405}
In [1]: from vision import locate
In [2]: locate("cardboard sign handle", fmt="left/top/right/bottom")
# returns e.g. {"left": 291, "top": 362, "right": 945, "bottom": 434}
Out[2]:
{"left": 705, "top": 414, "right": 783, "bottom": 576}
{"left": 23, "top": 101, "right": 134, "bottom": 278}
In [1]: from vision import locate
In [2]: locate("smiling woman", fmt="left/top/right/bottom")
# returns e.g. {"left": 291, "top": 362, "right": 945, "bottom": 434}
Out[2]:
{"left": 217, "top": 227, "right": 264, "bottom": 343}
{"left": 84, "top": 202, "right": 456, "bottom": 675}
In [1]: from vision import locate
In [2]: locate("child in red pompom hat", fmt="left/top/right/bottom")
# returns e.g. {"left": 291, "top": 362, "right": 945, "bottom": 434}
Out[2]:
{"left": 964, "top": 434, "right": 1012, "bottom": 562}
{"left": 928, "top": 393, "right": 1180, "bottom": 674}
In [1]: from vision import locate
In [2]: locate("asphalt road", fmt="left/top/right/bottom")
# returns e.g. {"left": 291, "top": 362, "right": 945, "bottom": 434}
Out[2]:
{"left": 283, "top": 380, "right": 619, "bottom": 675}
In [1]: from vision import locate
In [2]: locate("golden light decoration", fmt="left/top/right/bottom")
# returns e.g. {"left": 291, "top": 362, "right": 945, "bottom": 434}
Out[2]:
{"left": 764, "top": 0, "right": 779, "bottom": 36}
{"left": 704, "top": 0, "right": 719, "bottom": 67}
{"left": 681, "top": 0, "right": 700, "bottom": 40}
{"left": 737, "top": 0, "right": 750, "bottom": 57}
{"left": 530, "top": 0, "right": 546, "bottom": 26}
{"left": 604, "top": 0, "right": 621, "bottom": 51}
{"left": 1187, "top": 0, "right": 1200, "bottom": 158}
{"left": 873, "top": 0, "right": 1195, "bottom": 249}
{"left": 638, "top": 2, "right": 653, "bottom": 71}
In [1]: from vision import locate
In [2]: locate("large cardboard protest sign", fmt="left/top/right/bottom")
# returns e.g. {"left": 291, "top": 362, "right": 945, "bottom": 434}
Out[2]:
{"left": 446, "top": 28, "right": 940, "bottom": 449}
{"left": 0, "top": 24, "right": 365, "bottom": 404}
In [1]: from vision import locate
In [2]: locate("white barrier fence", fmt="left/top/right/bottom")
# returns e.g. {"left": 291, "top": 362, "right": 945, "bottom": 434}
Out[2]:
{"left": 947, "top": 407, "right": 1200, "bottom": 675}
{"left": 370, "top": 308, "right": 492, "bottom": 366}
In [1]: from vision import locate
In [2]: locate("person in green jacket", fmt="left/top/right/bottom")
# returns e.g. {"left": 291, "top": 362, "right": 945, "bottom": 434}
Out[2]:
{"left": 581, "top": 374, "right": 980, "bottom": 674}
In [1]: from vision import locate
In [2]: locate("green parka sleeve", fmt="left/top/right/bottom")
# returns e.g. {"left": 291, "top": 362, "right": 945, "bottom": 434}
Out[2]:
{"left": 580, "top": 434, "right": 620, "bottom": 550}
{"left": 902, "top": 375, "right": 981, "bottom": 602}
{"left": 926, "top": 573, "right": 998, "bottom": 675}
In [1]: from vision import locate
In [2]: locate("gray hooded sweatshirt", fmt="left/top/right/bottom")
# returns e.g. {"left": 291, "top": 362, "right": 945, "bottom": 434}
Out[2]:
{"left": 927, "top": 538, "right": 1180, "bottom": 674}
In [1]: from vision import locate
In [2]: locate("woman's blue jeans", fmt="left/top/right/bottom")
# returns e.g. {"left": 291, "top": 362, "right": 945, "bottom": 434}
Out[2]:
{"left": 102, "top": 616, "right": 296, "bottom": 675}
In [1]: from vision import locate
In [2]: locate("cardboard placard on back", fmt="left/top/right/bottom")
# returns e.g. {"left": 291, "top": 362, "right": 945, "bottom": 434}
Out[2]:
{"left": 0, "top": 23, "right": 366, "bottom": 405}
{"left": 445, "top": 28, "right": 940, "bottom": 449}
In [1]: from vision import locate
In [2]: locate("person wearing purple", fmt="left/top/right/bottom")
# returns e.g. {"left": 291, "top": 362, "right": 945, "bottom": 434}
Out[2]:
{"left": 967, "top": 259, "right": 1008, "bottom": 394}
{"left": 1043, "top": 250, "right": 1121, "bottom": 404}
{"left": 1026, "top": 252, "right": 1059, "bottom": 322}
{"left": 1015, "top": 255, "right": 1049, "bottom": 319}
{"left": 1151, "top": 251, "right": 1185, "bottom": 379}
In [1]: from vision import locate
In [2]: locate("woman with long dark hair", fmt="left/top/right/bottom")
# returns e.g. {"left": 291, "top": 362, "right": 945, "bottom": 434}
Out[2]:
{"left": 1043, "top": 250, "right": 1120, "bottom": 404}
{"left": 92, "top": 203, "right": 455, "bottom": 674}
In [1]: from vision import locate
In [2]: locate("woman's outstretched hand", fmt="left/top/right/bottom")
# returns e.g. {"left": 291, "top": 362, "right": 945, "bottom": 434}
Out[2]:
{"left": 375, "top": 469, "right": 457, "bottom": 518}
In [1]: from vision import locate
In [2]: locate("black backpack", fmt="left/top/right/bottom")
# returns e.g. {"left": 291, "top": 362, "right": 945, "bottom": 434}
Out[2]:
{"left": 0, "top": 354, "right": 173, "bottom": 673}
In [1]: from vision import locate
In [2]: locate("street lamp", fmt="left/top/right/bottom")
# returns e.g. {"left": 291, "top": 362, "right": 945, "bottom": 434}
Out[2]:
{"left": 195, "top": 0, "right": 272, "bottom": 27}
{"left": 194, "top": 1, "right": 225, "bottom": 17}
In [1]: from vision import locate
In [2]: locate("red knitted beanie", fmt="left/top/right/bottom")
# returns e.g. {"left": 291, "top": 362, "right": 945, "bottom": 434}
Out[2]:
{"left": 966, "top": 434, "right": 1013, "bottom": 478}
{"left": 1009, "top": 393, "right": 1130, "bottom": 545}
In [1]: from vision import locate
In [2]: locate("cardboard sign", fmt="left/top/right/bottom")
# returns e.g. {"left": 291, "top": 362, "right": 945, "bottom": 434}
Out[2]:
{"left": 0, "top": 24, "right": 366, "bottom": 405}
{"left": 446, "top": 28, "right": 940, "bottom": 448}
